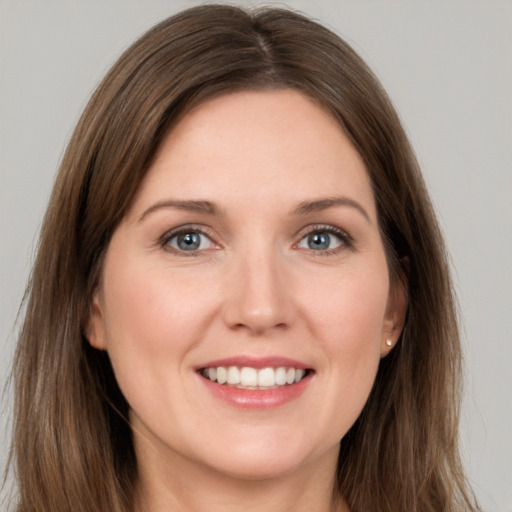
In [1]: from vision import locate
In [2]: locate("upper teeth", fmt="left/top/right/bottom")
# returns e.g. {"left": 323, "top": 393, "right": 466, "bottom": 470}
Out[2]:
{"left": 202, "top": 366, "right": 307, "bottom": 389}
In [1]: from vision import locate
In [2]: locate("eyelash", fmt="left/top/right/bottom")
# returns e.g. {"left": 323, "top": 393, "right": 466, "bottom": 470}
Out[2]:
{"left": 294, "top": 224, "right": 354, "bottom": 256}
{"left": 158, "top": 224, "right": 354, "bottom": 256}
{"left": 159, "top": 225, "right": 218, "bottom": 256}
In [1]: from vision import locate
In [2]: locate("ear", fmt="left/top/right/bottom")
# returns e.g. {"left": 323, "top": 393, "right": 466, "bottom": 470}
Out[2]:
{"left": 84, "top": 289, "right": 108, "bottom": 351}
{"left": 380, "top": 275, "right": 408, "bottom": 357}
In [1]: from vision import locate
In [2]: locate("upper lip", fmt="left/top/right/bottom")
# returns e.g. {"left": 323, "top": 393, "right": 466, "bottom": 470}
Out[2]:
{"left": 196, "top": 355, "right": 311, "bottom": 370}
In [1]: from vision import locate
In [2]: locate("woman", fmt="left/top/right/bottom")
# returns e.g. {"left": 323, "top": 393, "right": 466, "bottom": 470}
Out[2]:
{"left": 8, "top": 4, "right": 478, "bottom": 511}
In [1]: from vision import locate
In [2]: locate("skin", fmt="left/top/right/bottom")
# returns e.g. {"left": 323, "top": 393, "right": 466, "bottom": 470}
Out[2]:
{"left": 87, "top": 89, "right": 406, "bottom": 512}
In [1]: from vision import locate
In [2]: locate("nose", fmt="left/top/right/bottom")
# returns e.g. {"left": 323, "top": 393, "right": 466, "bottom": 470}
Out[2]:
{"left": 222, "top": 248, "right": 294, "bottom": 336}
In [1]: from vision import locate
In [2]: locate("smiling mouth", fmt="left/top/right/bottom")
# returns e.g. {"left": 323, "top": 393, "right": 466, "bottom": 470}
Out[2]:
{"left": 199, "top": 366, "right": 312, "bottom": 390}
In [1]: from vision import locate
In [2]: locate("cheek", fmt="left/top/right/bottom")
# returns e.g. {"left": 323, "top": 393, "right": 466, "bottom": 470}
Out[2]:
{"left": 99, "top": 259, "right": 215, "bottom": 397}
{"left": 98, "top": 258, "right": 227, "bottom": 447}
{"left": 302, "top": 265, "right": 389, "bottom": 427}
{"left": 305, "top": 262, "right": 389, "bottom": 349}
{"left": 103, "top": 259, "right": 209, "bottom": 344}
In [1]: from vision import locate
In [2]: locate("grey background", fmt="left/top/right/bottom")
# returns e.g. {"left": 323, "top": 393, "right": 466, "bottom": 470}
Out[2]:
{"left": 1, "top": 1, "right": 511, "bottom": 510}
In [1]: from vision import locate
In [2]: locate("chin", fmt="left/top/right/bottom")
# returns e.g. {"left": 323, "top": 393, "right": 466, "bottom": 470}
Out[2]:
{"left": 208, "top": 453, "right": 310, "bottom": 481}
{"left": 192, "top": 430, "right": 336, "bottom": 482}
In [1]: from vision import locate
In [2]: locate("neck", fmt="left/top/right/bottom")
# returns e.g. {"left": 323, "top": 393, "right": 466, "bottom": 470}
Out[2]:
{"left": 132, "top": 437, "right": 348, "bottom": 512}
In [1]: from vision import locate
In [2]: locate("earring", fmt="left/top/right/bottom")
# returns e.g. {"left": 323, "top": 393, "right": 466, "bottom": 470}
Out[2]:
{"left": 385, "top": 338, "right": 393, "bottom": 347}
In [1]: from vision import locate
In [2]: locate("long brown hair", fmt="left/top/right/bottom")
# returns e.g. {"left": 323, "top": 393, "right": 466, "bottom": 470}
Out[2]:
{"left": 8, "top": 4, "right": 478, "bottom": 511}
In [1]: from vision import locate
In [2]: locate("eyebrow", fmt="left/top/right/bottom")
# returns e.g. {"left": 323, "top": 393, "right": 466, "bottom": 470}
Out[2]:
{"left": 138, "top": 200, "right": 221, "bottom": 222}
{"left": 293, "top": 196, "right": 371, "bottom": 222}
{"left": 138, "top": 196, "right": 371, "bottom": 223}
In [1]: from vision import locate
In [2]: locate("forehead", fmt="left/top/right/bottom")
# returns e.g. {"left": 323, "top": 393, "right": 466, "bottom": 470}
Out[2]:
{"left": 130, "top": 89, "right": 376, "bottom": 220}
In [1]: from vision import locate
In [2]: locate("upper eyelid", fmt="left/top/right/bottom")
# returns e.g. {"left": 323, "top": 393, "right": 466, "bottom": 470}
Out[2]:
{"left": 159, "top": 224, "right": 218, "bottom": 246}
{"left": 295, "top": 223, "right": 352, "bottom": 240}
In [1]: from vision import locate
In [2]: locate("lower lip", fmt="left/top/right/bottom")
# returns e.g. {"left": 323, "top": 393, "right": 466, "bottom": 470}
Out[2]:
{"left": 198, "top": 373, "right": 312, "bottom": 409}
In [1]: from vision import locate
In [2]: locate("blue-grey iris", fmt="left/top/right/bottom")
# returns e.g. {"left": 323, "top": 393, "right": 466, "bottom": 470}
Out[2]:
{"left": 177, "top": 232, "right": 201, "bottom": 250}
{"left": 308, "top": 232, "right": 330, "bottom": 250}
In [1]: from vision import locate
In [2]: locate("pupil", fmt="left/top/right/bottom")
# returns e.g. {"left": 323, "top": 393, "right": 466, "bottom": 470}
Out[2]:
{"left": 178, "top": 232, "right": 200, "bottom": 250}
{"left": 308, "top": 232, "right": 329, "bottom": 250}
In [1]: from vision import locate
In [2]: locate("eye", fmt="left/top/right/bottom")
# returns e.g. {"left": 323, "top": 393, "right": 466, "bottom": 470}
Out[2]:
{"left": 163, "top": 229, "right": 216, "bottom": 253}
{"left": 296, "top": 226, "right": 351, "bottom": 253}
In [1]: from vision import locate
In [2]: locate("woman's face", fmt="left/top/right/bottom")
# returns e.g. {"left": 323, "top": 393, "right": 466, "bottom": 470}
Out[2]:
{"left": 87, "top": 89, "right": 405, "bottom": 482}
